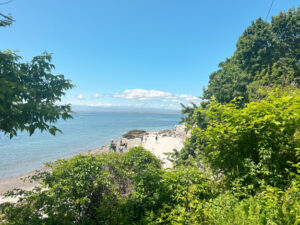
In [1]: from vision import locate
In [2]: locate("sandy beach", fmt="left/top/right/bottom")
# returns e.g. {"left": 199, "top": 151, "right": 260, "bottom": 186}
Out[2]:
{"left": 0, "top": 125, "right": 186, "bottom": 204}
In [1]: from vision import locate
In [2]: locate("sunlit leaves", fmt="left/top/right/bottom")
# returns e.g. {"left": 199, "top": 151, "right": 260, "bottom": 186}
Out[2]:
{"left": 189, "top": 89, "right": 300, "bottom": 193}
{"left": 0, "top": 50, "right": 74, "bottom": 138}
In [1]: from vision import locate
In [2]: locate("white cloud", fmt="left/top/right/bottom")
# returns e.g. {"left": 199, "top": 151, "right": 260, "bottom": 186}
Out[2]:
{"left": 170, "top": 99, "right": 181, "bottom": 103}
{"left": 88, "top": 103, "right": 112, "bottom": 107}
{"left": 113, "top": 89, "right": 173, "bottom": 101}
{"left": 76, "top": 94, "right": 85, "bottom": 100}
{"left": 178, "top": 94, "right": 199, "bottom": 102}
{"left": 93, "top": 93, "right": 101, "bottom": 99}
{"left": 113, "top": 89, "right": 199, "bottom": 103}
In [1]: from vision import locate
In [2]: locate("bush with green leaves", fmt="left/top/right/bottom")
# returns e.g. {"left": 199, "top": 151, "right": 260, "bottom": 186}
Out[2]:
{"left": 1, "top": 153, "right": 128, "bottom": 224}
{"left": 0, "top": 147, "right": 220, "bottom": 225}
{"left": 180, "top": 89, "right": 300, "bottom": 194}
{"left": 121, "top": 146, "right": 164, "bottom": 223}
{"left": 124, "top": 146, "right": 161, "bottom": 172}
{"left": 0, "top": 147, "right": 163, "bottom": 224}
{"left": 145, "top": 171, "right": 300, "bottom": 225}
{"left": 143, "top": 166, "right": 218, "bottom": 224}
{"left": 204, "top": 184, "right": 300, "bottom": 225}
{"left": 1, "top": 144, "right": 299, "bottom": 224}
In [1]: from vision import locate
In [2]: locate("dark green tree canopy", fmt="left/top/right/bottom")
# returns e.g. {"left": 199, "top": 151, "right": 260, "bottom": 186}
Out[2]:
{"left": 0, "top": 50, "right": 74, "bottom": 138}
{"left": 204, "top": 7, "right": 300, "bottom": 104}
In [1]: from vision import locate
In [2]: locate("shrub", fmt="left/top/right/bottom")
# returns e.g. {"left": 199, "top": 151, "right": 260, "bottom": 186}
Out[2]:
{"left": 1, "top": 153, "right": 131, "bottom": 224}
{"left": 204, "top": 184, "right": 300, "bottom": 225}
{"left": 0, "top": 147, "right": 162, "bottom": 225}
{"left": 144, "top": 167, "right": 219, "bottom": 224}
{"left": 189, "top": 89, "right": 300, "bottom": 193}
{"left": 124, "top": 146, "right": 161, "bottom": 172}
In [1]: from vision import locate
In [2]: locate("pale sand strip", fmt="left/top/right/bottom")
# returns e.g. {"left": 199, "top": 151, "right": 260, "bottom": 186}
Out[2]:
{"left": 143, "top": 135, "right": 184, "bottom": 168}
{"left": 0, "top": 125, "right": 186, "bottom": 204}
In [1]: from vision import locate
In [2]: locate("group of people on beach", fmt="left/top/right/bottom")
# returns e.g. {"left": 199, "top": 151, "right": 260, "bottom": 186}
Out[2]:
{"left": 109, "top": 139, "right": 127, "bottom": 153}
{"left": 110, "top": 134, "right": 159, "bottom": 153}
{"left": 140, "top": 135, "right": 158, "bottom": 143}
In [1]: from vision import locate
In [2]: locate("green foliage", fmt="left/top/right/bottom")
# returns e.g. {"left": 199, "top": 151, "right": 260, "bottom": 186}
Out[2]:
{"left": 204, "top": 184, "right": 300, "bottom": 225}
{"left": 171, "top": 8, "right": 300, "bottom": 223}
{"left": 180, "top": 101, "right": 210, "bottom": 129}
{"left": 0, "top": 153, "right": 130, "bottom": 224}
{"left": 1, "top": 145, "right": 299, "bottom": 224}
{"left": 145, "top": 175, "right": 300, "bottom": 225}
{"left": 0, "top": 147, "right": 163, "bottom": 224}
{"left": 124, "top": 146, "right": 161, "bottom": 172}
{"left": 168, "top": 133, "right": 200, "bottom": 167}
{"left": 204, "top": 58, "right": 250, "bottom": 104}
{"left": 122, "top": 147, "right": 164, "bottom": 223}
{"left": 0, "top": 50, "right": 74, "bottom": 138}
{"left": 183, "top": 89, "right": 300, "bottom": 193}
{"left": 144, "top": 167, "right": 218, "bottom": 224}
{"left": 204, "top": 7, "right": 300, "bottom": 104}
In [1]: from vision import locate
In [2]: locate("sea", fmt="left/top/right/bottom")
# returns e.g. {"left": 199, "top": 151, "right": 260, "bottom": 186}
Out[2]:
{"left": 0, "top": 112, "right": 181, "bottom": 180}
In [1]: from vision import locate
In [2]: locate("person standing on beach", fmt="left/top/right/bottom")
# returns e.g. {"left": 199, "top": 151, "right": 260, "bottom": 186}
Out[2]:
{"left": 140, "top": 136, "right": 143, "bottom": 143}
{"left": 120, "top": 139, "right": 128, "bottom": 149}
{"left": 155, "top": 135, "right": 158, "bottom": 143}
{"left": 110, "top": 140, "right": 116, "bottom": 152}
{"left": 109, "top": 140, "right": 113, "bottom": 152}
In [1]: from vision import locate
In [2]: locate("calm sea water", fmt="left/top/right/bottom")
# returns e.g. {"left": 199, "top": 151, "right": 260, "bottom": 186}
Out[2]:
{"left": 0, "top": 112, "right": 181, "bottom": 180}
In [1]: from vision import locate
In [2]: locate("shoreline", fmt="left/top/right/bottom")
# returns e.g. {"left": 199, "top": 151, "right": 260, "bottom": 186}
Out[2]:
{"left": 0, "top": 125, "right": 186, "bottom": 203}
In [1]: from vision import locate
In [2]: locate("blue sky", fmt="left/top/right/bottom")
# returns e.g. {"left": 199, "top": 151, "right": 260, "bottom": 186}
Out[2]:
{"left": 0, "top": 0, "right": 298, "bottom": 110}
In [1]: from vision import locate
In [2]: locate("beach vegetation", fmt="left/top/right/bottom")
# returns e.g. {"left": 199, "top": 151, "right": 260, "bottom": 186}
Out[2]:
{"left": 176, "top": 88, "right": 300, "bottom": 194}
{"left": 1, "top": 145, "right": 299, "bottom": 224}
{"left": 0, "top": 147, "right": 163, "bottom": 224}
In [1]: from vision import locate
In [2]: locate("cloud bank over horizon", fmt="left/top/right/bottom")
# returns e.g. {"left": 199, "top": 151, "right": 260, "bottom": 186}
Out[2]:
{"left": 67, "top": 89, "right": 200, "bottom": 110}
{"left": 113, "top": 89, "right": 199, "bottom": 103}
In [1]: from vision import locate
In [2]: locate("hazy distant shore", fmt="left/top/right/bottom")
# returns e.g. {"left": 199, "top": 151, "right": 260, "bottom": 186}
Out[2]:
{"left": 0, "top": 125, "right": 186, "bottom": 204}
